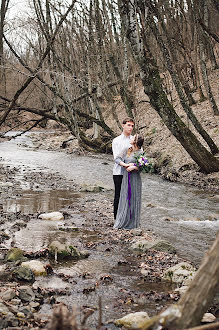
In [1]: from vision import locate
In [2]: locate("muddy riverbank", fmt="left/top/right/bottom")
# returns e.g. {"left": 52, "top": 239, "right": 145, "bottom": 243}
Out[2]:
{"left": 0, "top": 133, "right": 219, "bottom": 329}
{"left": 0, "top": 161, "right": 186, "bottom": 329}
{"left": 1, "top": 132, "right": 218, "bottom": 263}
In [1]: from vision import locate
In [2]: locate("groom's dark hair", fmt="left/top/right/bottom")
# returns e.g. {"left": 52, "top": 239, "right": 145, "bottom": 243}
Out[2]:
{"left": 122, "top": 117, "right": 135, "bottom": 124}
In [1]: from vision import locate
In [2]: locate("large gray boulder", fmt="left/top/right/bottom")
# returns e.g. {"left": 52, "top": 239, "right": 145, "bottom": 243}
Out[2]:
{"left": 0, "top": 288, "right": 16, "bottom": 301}
{"left": 49, "top": 241, "right": 81, "bottom": 259}
{"left": 5, "top": 248, "right": 25, "bottom": 262}
{"left": 114, "top": 312, "right": 150, "bottom": 329}
{"left": 131, "top": 239, "right": 176, "bottom": 254}
{"left": 131, "top": 239, "right": 154, "bottom": 252}
{"left": 38, "top": 211, "right": 64, "bottom": 221}
{"left": 79, "top": 184, "right": 104, "bottom": 192}
{"left": 151, "top": 240, "right": 176, "bottom": 254}
{"left": 12, "top": 266, "right": 35, "bottom": 283}
{"left": 18, "top": 286, "right": 35, "bottom": 303}
{"left": 21, "top": 260, "right": 47, "bottom": 276}
{"left": 163, "top": 262, "right": 196, "bottom": 285}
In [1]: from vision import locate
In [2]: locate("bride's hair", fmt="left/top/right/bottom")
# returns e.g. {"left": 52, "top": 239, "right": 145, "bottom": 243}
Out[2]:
{"left": 127, "top": 134, "right": 144, "bottom": 156}
{"left": 134, "top": 134, "right": 144, "bottom": 149}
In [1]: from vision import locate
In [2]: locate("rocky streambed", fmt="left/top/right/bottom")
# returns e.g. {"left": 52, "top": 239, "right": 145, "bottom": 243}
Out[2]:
{"left": 0, "top": 132, "right": 219, "bottom": 329}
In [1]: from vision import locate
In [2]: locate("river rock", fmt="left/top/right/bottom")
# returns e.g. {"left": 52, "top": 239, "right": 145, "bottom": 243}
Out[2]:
{"left": 49, "top": 241, "right": 81, "bottom": 259}
{"left": 0, "top": 264, "right": 8, "bottom": 280}
{"left": 131, "top": 239, "right": 176, "bottom": 254}
{"left": 5, "top": 247, "right": 24, "bottom": 262}
{"left": 141, "top": 269, "right": 149, "bottom": 276}
{"left": 20, "top": 306, "right": 33, "bottom": 317}
{"left": 21, "top": 260, "right": 47, "bottom": 276}
{"left": 131, "top": 229, "right": 143, "bottom": 236}
{"left": 131, "top": 239, "right": 153, "bottom": 252}
{"left": 174, "top": 286, "right": 188, "bottom": 296}
{"left": 18, "top": 286, "right": 35, "bottom": 302}
{"left": 38, "top": 211, "right": 64, "bottom": 221}
{"left": 163, "top": 262, "right": 196, "bottom": 285}
{"left": 80, "top": 250, "right": 90, "bottom": 259}
{"left": 58, "top": 226, "right": 79, "bottom": 232}
{"left": 0, "top": 288, "right": 16, "bottom": 301}
{"left": 0, "top": 302, "right": 10, "bottom": 315}
{"left": 151, "top": 241, "right": 176, "bottom": 254}
{"left": 202, "top": 313, "right": 216, "bottom": 323}
{"left": 0, "top": 316, "right": 18, "bottom": 329}
{"left": 208, "top": 214, "right": 219, "bottom": 221}
{"left": 0, "top": 304, "right": 17, "bottom": 328}
{"left": 29, "top": 301, "right": 40, "bottom": 309}
{"left": 114, "top": 312, "right": 150, "bottom": 329}
{"left": 0, "top": 231, "right": 10, "bottom": 242}
{"left": 146, "top": 203, "right": 156, "bottom": 208}
{"left": 10, "top": 298, "right": 22, "bottom": 305}
{"left": 79, "top": 184, "right": 104, "bottom": 192}
{"left": 12, "top": 266, "right": 35, "bottom": 283}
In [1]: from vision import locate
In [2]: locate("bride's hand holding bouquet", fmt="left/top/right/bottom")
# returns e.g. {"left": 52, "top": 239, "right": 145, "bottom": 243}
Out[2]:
{"left": 134, "top": 151, "right": 154, "bottom": 173}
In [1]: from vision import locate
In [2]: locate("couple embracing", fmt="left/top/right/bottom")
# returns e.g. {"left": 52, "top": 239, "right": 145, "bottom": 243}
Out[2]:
{"left": 112, "top": 118, "right": 144, "bottom": 229}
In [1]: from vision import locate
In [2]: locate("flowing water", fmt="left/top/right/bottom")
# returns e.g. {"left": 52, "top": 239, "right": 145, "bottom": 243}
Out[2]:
{"left": 0, "top": 132, "right": 219, "bottom": 324}
{"left": 0, "top": 132, "right": 218, "bottom": 264}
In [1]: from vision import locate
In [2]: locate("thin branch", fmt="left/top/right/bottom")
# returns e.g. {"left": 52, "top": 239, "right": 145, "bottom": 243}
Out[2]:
{"left": 0, "top": 0, "right": 77, "bottom": 126}
{"left": 2, "top": 119, "right": 40, "bottom": 135}
{"left": 3, "top": 36, "right": 120, "bottom": 106}
{"left": 198, "top": 19, "right": 219, "bottom": 43}
{"left": 10, "top": 119, "right": 45, "bottom": 139}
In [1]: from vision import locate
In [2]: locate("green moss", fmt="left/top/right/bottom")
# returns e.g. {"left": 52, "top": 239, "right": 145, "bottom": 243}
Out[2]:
{"left": 5, "top": 248, "right": 24, "bottom": 262}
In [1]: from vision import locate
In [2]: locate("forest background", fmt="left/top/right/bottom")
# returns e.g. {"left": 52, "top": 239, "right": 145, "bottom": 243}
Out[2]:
{"left": 0, "top": 0, "right": 219, "bottom": 189}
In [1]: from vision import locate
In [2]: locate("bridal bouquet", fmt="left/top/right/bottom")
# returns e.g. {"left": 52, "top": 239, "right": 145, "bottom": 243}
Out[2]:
{"left": 134, "top": 151, "right": 154, "bottom": 173}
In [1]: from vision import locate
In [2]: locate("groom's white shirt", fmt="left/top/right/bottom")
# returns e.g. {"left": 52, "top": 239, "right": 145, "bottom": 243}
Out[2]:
{"left": 112, "top": 133, "right": 133, "bottom": 175}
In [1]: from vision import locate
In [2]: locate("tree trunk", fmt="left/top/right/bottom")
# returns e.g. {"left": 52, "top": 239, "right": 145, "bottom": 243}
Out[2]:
{"left": 146, "top": 11, "right": 218, "bottom": 155}
{"left": 0, "top": 0, "right": 9, "bottom": 91}
{"left": 0, "top": 0, "right": 9, "bottom": 67}
{"left": 199, "top": 29, "right": 219, "bottom": 115}
{"left": 194, "top": 24, "right": 206, "bottom": 102}
{"left": 118, "top": 0, "right": 219, "bottom": 173}
{"left": 0, "top": 1, "right": 77, "bottom": 126}
{"left": 196, "top": 0, "right": 219, "bottom": 115}
{"left": 109, "top": 54, "right": 134, "bottom": 119}
{"left": 141, "top": 231, "right": 219, "bottom": 329}
{"left": 173, "top": 231, "right": 219, "bottom": 329}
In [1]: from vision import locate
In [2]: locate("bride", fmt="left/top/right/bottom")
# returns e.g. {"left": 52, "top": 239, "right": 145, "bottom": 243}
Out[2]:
{"left": 114, "top": 134, "right": 144, "bottom": 229}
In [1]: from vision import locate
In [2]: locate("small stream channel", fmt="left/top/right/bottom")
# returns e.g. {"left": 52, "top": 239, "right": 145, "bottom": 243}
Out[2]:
{"left": 1, "top": 132, "right": 218, "bottom": 264}
{"left": 0, "top": 132, "right": 219, "bottom": 325}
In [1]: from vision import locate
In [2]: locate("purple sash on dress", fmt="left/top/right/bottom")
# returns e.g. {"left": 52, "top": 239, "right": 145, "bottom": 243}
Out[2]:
{"left": 127, "top": 172, "right": 132, "bottom": 219}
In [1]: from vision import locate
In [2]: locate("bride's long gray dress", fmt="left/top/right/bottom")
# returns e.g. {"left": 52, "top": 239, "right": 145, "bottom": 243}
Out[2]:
{"left": 114, "top": 151, "right": 142, "bottom": 229}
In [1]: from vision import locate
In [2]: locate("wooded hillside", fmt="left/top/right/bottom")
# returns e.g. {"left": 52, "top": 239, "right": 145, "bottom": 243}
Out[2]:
{"left": 0, "top": 0, "right": 218, "bottom": 174}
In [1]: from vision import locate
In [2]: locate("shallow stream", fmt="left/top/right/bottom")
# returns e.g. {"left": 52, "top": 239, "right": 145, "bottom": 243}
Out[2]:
{"left": 0, "top": 132, "right": 218, "bottom": 264}
{"left": 1, "top": 132, "right": 219, "bottom": 325}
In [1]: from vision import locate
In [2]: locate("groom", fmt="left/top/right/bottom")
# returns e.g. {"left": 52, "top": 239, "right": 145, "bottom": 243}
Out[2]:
{"left": 112, "top": 117, "right": 134, "bottom": 219}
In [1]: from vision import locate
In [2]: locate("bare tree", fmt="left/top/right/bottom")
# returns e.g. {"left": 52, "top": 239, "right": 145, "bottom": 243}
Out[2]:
{"left": 144, "top": 3, "right": 218, "bottom": 155}
{"left": 0, "top": 0, "right": 9, "bottom": 68}
{"left": 118, "top": 0, "right": 219, "bottom": 173}
{"left": 1, "top": 0, "right": 218, "bottom": 160}
{"left": 0, "top": 0, "right": 10, "bottom": 96}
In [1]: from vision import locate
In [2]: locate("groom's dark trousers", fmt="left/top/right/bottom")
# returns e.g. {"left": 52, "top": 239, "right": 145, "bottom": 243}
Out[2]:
{"left": 113, "top": 175, "right": 123, "bottom": 219}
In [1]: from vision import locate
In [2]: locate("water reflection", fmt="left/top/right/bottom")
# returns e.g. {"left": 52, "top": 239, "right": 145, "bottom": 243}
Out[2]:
{"left": 1, "top": 132, "right": 219, "bottom": 262}
{"left": 3, "top": 189, "right": 80, "bottom": 214}
{"left": 14, "top": 217, "right": 81, "bottom": 253}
